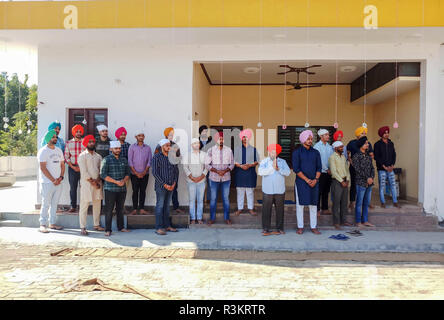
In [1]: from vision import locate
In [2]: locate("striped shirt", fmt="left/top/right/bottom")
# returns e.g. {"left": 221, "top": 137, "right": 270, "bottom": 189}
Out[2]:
{"left": 205, "top": 145, "right": 234, "bottom": 182}
{"left": 100, "top": 154, "right": 130, "bottom": 192}
{"left": 151, "top": 151, "right": 179, "bottom": 192}
{"left": 64, "top": 139, "right": 84, "bottom": 165}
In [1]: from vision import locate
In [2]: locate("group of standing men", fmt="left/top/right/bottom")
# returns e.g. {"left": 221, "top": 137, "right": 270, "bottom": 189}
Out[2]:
{"left": 37, "top": 121, "right": 398, "bottom": 237}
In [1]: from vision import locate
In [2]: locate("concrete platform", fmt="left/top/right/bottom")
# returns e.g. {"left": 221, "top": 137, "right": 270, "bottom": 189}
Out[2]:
{"left": 0, "top": 227, "right": 443, "bottom": 254}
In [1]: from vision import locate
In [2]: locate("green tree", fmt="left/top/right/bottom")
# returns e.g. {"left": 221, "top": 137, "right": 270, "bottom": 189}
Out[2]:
{"left": 0, "top": 82, "right": 38, "bottom": 156}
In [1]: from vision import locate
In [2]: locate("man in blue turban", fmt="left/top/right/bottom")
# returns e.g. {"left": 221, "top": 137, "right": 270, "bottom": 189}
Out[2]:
{"left": 40, "top": 121, "right": 65, "bottom": 152}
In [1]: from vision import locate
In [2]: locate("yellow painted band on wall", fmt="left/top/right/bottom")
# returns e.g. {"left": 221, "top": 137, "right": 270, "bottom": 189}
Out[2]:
{"left": 0, "top": 0, "right": 443, "bottom": 30}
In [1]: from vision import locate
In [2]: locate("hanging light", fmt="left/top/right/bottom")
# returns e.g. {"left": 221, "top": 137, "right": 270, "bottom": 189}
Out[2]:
{"left": 362, "top": 122, "right": 367, "bottom": 128}
{"left": 333, "top": 123, "right": 339, "bottom": 129}
{"left": 3, "top": 123, "right": 8, "bottom": 129}
{"left": 282, "top": 124, "right": 287, "bottom": 130}
{"left": 26, "top": 120, "right": 32, "bottom": 126}
{"left": 82, "top": 119, "right": 87, "bottom": 125}
{"left": 257, "top": 121, "right": 263, "bottom": 128}
{"left": 305, "top": 122, "right": 310, "bottom": 128}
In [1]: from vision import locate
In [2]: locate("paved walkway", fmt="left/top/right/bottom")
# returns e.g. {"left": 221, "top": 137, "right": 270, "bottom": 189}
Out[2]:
{"left": 1, "top": 244, "right": 443, "bottom": 300}
{"left": 0, "top": 227, "right": 443, "bottom": 253}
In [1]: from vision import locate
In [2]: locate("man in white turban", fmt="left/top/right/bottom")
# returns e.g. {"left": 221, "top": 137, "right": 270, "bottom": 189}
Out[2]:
{"left": 95, "top": 124, "right": 111, "bottom": 159}
{"left": 313, "top": 128, "right": 334, "bottom": 215}
{"left": 329, "top": 140, "right": 352, "bottom": 229}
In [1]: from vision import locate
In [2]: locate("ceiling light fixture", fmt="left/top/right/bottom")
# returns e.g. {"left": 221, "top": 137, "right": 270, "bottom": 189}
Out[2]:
{"left": 243, "top": 66, "right": 261, "bottom": 74}
{"left": 340, "top": 66, "right": 357, "bottom": 73}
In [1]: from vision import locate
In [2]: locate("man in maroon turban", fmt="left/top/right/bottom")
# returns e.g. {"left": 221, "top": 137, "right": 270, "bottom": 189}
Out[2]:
{"left": 374, "top": 126, "right": 399, "bottom": 208}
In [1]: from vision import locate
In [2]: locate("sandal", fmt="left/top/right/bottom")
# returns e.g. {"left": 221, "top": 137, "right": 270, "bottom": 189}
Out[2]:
{"left": 155, "top": 229, "right": 166, "bottom": 235}
{"left": 166, "top": 227, "right": 178, "bottom": 232}
{"left": 38, "top": 226, "right": 49, "bottom": 233}
{"left": 80, "top": 229, "right": 89, "bottom": 236}
{"left": 296, "top": 228, "right": 304, "bottom": 235}
{"left": 197, "top": 220, "right": 204, "bottom": 224}
{"left": 262, "top": 230, "right": 272, "bottom": 236}
{"left": 94, "top": 226, "right": 105, "bottom": 231}
{"left": 49, "top": 224, "right": 64, "bottom": 230}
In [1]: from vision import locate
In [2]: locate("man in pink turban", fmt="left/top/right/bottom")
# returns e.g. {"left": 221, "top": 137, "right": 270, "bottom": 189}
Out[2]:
{"left": 292, "top": 129, "right": 322, "bottom": 235}
{"left": 114, "top": 127, "right": 131, "bottom": 160}
{"left": 234, "top": 128, "right": 259, "bottom": 217}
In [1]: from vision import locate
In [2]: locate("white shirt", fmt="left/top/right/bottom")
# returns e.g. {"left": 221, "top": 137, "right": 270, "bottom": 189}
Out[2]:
{"left": 37, "top": 145, "right": 64, "bottom": 184}
{"left": 182, "top": 150, "right": 208, "bottom": 183}
{"left": 258, "top": 157, "right": 291, "bottom": 195}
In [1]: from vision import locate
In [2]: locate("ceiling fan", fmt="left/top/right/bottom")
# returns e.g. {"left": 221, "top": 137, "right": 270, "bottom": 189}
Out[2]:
{"left": 277, "top": 64, "right": 323, "bottom": 90}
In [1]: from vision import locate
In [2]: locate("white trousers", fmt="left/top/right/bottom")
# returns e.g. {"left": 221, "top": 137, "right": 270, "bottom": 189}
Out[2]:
{"left": 79, "top": 199, "right": 102, "bottom": 229}
{"left": 295, "top": 184, "right": 318, "bottom": 229}
{"left": 236, "top": 187, "right": 255, "bottom": 210}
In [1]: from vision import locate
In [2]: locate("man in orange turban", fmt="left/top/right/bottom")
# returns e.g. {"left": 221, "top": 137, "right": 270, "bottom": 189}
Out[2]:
{"left": 258, "top": 144, "right": 290, "bottom": 236}
{"left": 64, "top": 124, "right": 85, "bottom": 212}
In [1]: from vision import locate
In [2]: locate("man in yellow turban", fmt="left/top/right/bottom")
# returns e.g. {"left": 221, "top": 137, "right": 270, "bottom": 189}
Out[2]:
{"left": 347, "top": 126, "right": 374, "bottom": 210}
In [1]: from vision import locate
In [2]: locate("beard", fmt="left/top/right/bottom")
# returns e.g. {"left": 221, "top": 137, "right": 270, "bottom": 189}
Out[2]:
{"left": 87, "top": 145, "right": 95, "bottom": 151}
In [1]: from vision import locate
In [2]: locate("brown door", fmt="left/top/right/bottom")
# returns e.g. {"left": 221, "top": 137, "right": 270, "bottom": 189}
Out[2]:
{"left": 68, "top": 108, "right": 108, "bottom": 140}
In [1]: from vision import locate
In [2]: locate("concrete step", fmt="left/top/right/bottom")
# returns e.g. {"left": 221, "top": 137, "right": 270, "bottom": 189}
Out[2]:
{"left": 127, "top": 213, "right": 189, "bottom": 229}
{"left": 0, "top": 219, "right": 22, "bottom": 227}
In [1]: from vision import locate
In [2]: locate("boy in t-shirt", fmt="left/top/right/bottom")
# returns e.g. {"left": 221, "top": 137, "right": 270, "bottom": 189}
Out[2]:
{"left": 37, "top": 129, "right": 65, "bottom": 233}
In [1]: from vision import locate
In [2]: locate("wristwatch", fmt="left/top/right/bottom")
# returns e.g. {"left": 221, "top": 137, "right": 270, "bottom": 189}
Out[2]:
{"left": 59, "top": 176, "right": 64, "bottom": 180}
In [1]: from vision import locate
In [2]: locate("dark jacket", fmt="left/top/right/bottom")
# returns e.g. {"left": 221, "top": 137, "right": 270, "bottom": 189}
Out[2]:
{"left": 374, "top": 139, "right": 396, "bottom": 171}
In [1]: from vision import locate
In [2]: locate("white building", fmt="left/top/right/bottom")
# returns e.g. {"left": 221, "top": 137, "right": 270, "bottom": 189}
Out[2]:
{"left": 0, "top": 1, "right": 443, "bottom": 222}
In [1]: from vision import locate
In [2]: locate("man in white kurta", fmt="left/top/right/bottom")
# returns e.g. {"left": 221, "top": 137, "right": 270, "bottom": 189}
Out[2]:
{"left": 78, "top": 135, "right": 104, "bottom": 235}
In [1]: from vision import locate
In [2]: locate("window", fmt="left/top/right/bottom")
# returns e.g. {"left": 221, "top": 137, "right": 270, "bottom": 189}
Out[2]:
{"left": 277, "top": 126, "right": 336, "bottom": 168}
{"left": 68, "top": 108, "right": 108, "bottom": 140}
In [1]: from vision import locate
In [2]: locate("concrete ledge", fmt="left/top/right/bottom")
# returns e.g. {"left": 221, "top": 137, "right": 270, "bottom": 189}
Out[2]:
{"left": 0, "top": 228, "right": 443, "bottom": 253}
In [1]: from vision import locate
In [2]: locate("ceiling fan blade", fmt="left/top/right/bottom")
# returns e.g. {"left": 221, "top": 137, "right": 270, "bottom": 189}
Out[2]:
{"left": 277, "top": 71, "right": 289, "bottom": 75}
{"left": 279, "top": 64, "right": 291, "bottom": 68}
{"left": 306, "top": 71, "right": 316, "bottom": 75}
{"left": 301, "top": 84, "right": 322, "bottom": 88}
{"left": 308, "top": 64, "right": 322, "bottom": 68}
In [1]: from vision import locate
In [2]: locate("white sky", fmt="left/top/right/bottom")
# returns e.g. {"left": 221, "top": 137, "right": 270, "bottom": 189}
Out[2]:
{"left": 0, "top": 43, "right": 38, "bottom": 85}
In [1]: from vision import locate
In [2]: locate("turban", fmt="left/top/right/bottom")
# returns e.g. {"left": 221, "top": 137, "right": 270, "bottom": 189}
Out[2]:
{"left": 355, "top": 126, "right": 368, "bottom": 138}
{"left": 239, "top": 129, "right": 253, "bottom": 140}
{"left": 110, "top": 141, "right": 121, "bottom": 149}
{"left": 333, "top": 130, "right": 343, "bottom": 141}
{"left": 214, "top": 131, "right": 223, "bottom": 141}
{"left": 115, "top": 127, "right": 127, "bottom": 139}
{"left": 82, "top": 135, "right": 95, "bottom": 148}
{"left": 267, "top": 144, "right": 282, "bottom": 156}
{"left": 48, "top": 121, "right": 61, "bottom": 131}
{"left": 71, "top": 124, "right": 84, "bottom": 137}
{"left": 378, "top": 126, "right": 390, "bottom": 138}
{"left": 164, "top": 127, "right": 174, "bottom": 138}
{"left": 44, "top": 130, "right": 57, "bottom": 144}
{"left": 159, "top": 138, "right": 170, "bottom": 147}
{"left": 332, "top": 141, "right": 343, "bottom": 149}
{"left": 97, "top": 125, "right": 108, "bottom": 132}
{"left": 356, "top": 136, "right": 368, "bottom": 149}
{"left": 299, "top": 130, "right": 313, "bottom": 144}
{"left": 317, "top": 129, "right": 329, "bottom": 137}
{"left": 199, "top": 125, "right": 208, "bottom": 134}
{"left": 191, "top": 138, "right": 200, "bottom": 145}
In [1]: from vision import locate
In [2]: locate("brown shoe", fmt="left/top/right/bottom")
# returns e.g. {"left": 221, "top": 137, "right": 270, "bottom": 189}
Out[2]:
{"left": 225, "top": 219, "right": 232, "bottom": 225}
{"left": 155, "top": 229, "right": 166, "bottom": 235}
{"left": 311, "top": 228, "right": 321, "bottom": 235}
{"left": 68, "top": 208, "right": 77, "bottom": 213}
{"left": 270, "top": 231, "right": 281, "bottom": 235}
{"left": 249, "top": 210, "right": 257, "bottom": 216}
{"left": 207, "top": 220, "right": 215, "bottom": 225}
{"left": 93, "top": 226, "right": 105, "bottom": 231}
{"left": 49, "top": 224, "right": 64, "bottom": 230}
{"left": 166, "top": 227, "right": 178, "bottom": 232}
{"left": 262, "top": 231, "right": 272, "bottom": 236}
{"left": 363, "top": 222, "right": 375, "bottom": 227}
{"left": 296, "top": 228, "right": 304, "bottom": 235}
{"left": 394, "top": 203, "right": 401, "bottom": 208}
{"left": 234, "top": 210, "right": 242, "bottom": 216}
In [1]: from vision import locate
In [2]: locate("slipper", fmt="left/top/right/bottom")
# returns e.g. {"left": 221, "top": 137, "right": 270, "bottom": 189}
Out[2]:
{"left": 329, "top": 234, "right": 350, "bottom": 241}
{"left": 49, "top": 225, "right": 64, "bottom": 230}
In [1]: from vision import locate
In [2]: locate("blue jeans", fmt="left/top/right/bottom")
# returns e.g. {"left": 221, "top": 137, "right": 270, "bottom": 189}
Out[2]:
{"left": 355, "top": 185, "right": 373, "bottom": 223}
{"left": 188, "top": 181, "right": 206, "bottom": 220}
{"left": 209, "top": 180, "right": 231, "bottom": 221}
{"left": 378, "top": 170, "right": 398, "bottom": 204}
{"left": 155, "top": 188, "right": 173, "bottom": 230}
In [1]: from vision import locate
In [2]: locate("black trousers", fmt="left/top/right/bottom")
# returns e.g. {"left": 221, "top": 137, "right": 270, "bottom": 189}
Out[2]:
{"left": 262, "top": 193, "right": 285, "bottom": 231}
{"left": 317, "top": 173, "right": 331, "bottom": 211}
{"left": 331, "top": 179, "right": 349, "bottom": 225}
{"left": 172, "top": 179, "right": 179, "bottom": 210}
{"left": 68, "top": 166, "right": 80, "bottom": 209}
{"left": 349, "top": 165, "right": 357, "bottom": 202}
{"left": 104, "top": 190, "right": 126, "bottom": 232}
{"left": 130, "top": 174, "right": 149, "bottom": 210}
